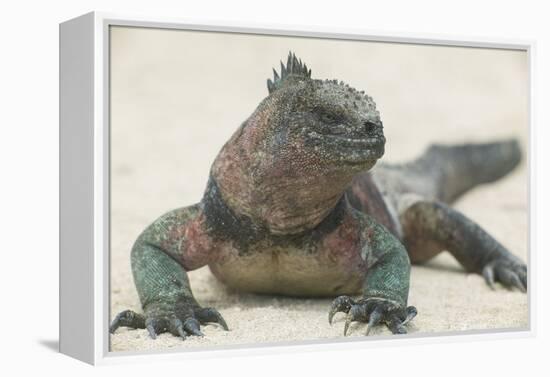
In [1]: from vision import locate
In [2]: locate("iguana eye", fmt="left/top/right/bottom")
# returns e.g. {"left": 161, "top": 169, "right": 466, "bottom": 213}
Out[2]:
{"left": 320, "top": 112, "right": 339, "bottom": 124}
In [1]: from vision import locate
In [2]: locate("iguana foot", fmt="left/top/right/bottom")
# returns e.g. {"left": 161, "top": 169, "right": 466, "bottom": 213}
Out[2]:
{"left": 110, "top": 304, "right": 229, "bottom": 340}
{"left": 329, "top": 296, "right": 417, "bottom": 335}
{"left": 482, "top": 257, "right": 527, "bottom": 293}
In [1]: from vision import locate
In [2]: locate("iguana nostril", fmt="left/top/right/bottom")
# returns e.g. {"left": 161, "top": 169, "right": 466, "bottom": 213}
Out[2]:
{"left": 364, "top": 121, "right": 376, "bottom": 134}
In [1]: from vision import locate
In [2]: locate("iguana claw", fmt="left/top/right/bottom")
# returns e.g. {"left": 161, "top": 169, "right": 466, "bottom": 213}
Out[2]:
{"left": 329, "top": 295, "right": 354, "bottom": 325}
{"left": 195, "top": 307, "right": 229, "bottom": 330}
{"left": 183, "top": 318, "right": 205, "bottom": 337}
{"left": 109, "top": 309, "right": 145, "bottom": 334}
{"left": 169, "top": 317, "right": 187, "bottom": 339}
{"left": 329, "top": 295, "right": 417, "bottom": 336}
{"left": 482, "top": 258, "right": 527, "bottom": 293}
{"left": 365, "top": 307, "right": 383, "bottom": 335}
{"left": 145, "top": 318, "right": 159, "bottom": 339}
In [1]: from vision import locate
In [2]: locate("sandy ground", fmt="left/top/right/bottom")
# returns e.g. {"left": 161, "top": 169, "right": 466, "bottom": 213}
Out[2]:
{"left": 109, "top": 27, "right": 529, "bottom": 353}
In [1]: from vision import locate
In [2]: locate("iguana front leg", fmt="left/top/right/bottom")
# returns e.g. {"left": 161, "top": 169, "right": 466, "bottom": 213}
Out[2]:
{"left": 110, "top": 204, "right": 228, "bottom": 339}
{"left": 401, "top": 200, "right": 527, "bottom": 292}
{"left": 329, "top": 212, "right": 417, "bottom": 335}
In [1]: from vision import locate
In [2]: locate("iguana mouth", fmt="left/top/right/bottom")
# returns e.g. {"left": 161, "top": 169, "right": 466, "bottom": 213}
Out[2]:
{"left": 307, "top": 131, "right": 385, "bottom": 163}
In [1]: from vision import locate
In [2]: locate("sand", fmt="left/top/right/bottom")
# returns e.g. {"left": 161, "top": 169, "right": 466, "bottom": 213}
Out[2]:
{"left": 108, "top": 26, "right": 529, "bottom": 353}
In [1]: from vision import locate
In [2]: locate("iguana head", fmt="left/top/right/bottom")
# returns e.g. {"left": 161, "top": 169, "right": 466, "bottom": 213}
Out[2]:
{"left": 264, "top": 52, "right": 385, "bottom": 169}
{"left": 210, "top": 52, "right": 386, "bottom": 234}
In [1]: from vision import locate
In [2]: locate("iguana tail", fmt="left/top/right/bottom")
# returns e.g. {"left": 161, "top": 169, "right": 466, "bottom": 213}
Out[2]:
{"left": 407, "top": 139, "right": 522, "bottom": 204}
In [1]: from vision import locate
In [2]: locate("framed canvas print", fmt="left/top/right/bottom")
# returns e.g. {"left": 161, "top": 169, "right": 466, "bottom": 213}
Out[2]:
{"left": 59, "top": 12, "right": 534, "bottom": 365}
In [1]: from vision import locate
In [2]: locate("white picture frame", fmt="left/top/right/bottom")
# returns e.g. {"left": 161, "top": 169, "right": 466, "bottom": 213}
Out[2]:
{"left": 59, "top": 11, "right": 536, "bottom": 365}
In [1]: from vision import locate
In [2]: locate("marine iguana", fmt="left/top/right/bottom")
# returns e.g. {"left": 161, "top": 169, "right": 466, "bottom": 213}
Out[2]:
{"left": 110, "top": 52, "right": 527, "bottom": 339}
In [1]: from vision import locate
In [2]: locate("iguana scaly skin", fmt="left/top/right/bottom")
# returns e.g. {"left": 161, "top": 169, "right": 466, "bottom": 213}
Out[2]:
{"left": 111, "top": 52, "right": 527, "bottom": 339}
